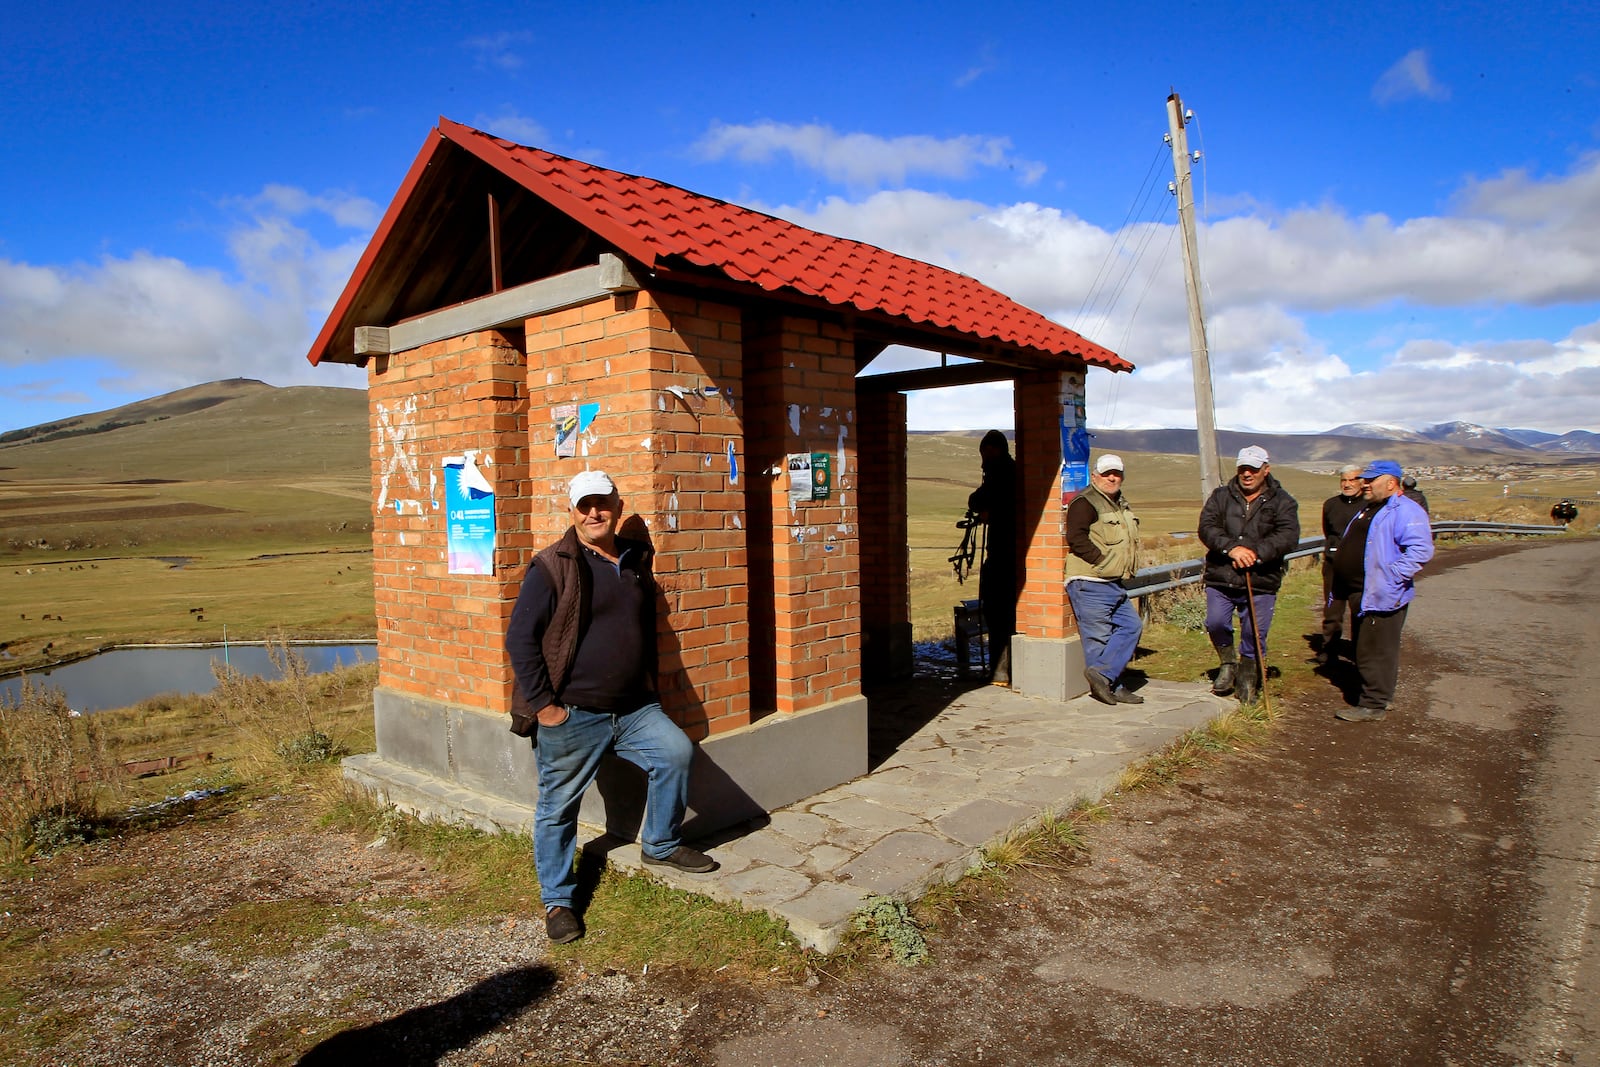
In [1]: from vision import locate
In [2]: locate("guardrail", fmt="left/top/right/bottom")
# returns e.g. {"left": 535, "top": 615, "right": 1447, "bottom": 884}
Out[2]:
{"left": 1428, "top": 520, "right": 1569, "bottom": 537}
{"left": 1124, "top": 520, "right": 1568, "bottom": 599}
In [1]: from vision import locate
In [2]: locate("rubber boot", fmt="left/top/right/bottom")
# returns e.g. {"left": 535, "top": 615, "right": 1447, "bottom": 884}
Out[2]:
{"left": 1235, "top": 657, "right": 1260, "bottom": 704}
{"left": 1211, "top": 647, "right": 1238, "bottom": 695}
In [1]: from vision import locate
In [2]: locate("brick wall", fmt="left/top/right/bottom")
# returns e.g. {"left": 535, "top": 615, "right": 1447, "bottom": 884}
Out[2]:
{"left": 366, "top": 293, "right": 875, "bottom": 738}
{"left": 1013, "top": 370, "right": 1079, "bottom": 640}
{"left": 858, "top": 390, "right": 910, "bottom": 682}
{"left": 367, "top": 289, "right": 762, "bottom": 741}
{"left": 367, "top": 328, "right": 530, "bottom": 713}
{"left": 742, "top": 313, "right": 863, "bottom": 717}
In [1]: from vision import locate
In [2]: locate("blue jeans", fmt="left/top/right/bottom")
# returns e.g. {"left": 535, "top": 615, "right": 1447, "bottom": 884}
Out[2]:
{"left": 533, "top": 700, "right": 694, "bottom": 910}
{"left": 1067, "top": 580, "right": 1142, "bottom": 684}
{"left": 1204, "top": 586, "right": 1277, "bottom": 660}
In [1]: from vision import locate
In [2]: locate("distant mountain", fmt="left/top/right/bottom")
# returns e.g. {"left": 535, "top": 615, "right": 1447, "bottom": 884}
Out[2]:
{"left": 1536, "top": 429, "right": 1600, "bottom": 454}
{"left": 1418, "top": 421, "right": 1529, "bottom": 452}
{"left": 1326, "top": 423, "right": 1432, "bottom": 443}
{"left": 0, "top": 378, "right": 276, "bottom": 448}
{"left": 1082, "top": 424, "right": 1600, "bottom": 467}
{"left": 0, "top": 380, "right": 369, "bottom": 483}
{"left": 1498, "top": 428, "right": 1560, "bottom": 447}
{"left": 926, "top": 419, "right": 1598, "bottom": 461}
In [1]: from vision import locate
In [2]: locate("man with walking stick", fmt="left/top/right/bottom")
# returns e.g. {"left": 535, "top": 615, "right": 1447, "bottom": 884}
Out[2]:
{"left": 1198, "top": 446, "right": 1301, "bottom": 703}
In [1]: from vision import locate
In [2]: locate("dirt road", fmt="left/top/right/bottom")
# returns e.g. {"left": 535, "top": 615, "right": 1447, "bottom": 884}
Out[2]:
{"left": 693, "top": 537, "right": 1599, "bottom": 1066}
{"left": 8, "top": 538, "right": 1597, "bottom": 1066}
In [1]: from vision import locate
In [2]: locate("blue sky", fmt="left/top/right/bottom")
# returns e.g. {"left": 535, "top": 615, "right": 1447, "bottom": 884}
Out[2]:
{"left": 3, "top": 0, "right": 1598, "bottom": 437}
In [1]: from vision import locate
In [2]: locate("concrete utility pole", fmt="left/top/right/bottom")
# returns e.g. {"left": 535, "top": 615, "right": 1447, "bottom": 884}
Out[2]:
{"left": 1167, "top": 91, "right": 1223, "bottom": 500}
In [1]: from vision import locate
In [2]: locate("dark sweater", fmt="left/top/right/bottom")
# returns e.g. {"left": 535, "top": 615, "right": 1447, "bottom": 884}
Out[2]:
{"left": 506, "top": 531, "right": 657, "bottom": 714}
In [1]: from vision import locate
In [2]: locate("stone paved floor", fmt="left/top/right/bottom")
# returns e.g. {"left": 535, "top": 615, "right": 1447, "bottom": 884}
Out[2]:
{"left": 592, "top": 674, "right": 1231, "bottom": 951}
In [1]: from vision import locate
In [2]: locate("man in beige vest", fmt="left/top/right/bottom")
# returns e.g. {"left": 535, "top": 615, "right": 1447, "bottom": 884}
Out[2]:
{"left": 1065, "top": 454, "right": 1144, "bottom": 704}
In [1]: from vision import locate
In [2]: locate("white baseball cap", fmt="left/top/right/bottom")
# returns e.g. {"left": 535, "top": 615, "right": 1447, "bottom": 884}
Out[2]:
{"left": 1095, "top": 454, "right": 1125, "bottom": 474}
{"left": 1236, "top": 445, "right": 1270, "bottom": 469}
{"left": 568, "top": 470, "right": 617, "bottom": 507}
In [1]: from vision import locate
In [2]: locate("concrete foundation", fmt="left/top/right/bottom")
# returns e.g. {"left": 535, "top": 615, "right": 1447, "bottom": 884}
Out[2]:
{"left": 344, "top": 687, "right": 870, "bottom": 841}
{"left": 1010, "top": 634, "right": 1090, "bottom": 703}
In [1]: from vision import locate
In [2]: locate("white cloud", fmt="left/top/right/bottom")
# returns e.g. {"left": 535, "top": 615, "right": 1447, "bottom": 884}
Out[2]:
{"left": 0, "top": 185, "right": 372, "bottom": 409}
{"left": 6, "top": 145, "right": 1598, "bottom": 440}
{"left": 472, "top": 110, "right": 549, "bottom": 147}
{"left": 955, "top": 44, "right": 998, "bottom": 89}
{"left": 463, "top": 31, "right": 533, "bottom": 72}
{"left": 1373, "top": 48, "right": 1450, "bottom": 105}
{"left": 693, "top": 121, "right": 1044, "bottom": 187}
{"left": 789, "top": 157, "right": 1600, "bottom": 435}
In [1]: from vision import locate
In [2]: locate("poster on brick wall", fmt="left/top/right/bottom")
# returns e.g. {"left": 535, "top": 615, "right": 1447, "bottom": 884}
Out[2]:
{"left": 809, "top": 451, "right": 832, "bottom": 500}
{"left": 787, "top": 452, "right": 813, "bottom": 505}
{"left": 553, "top": 404, "right": 578, "bottom": 458}
{"left": 1060, "top": 373, "right": 1090, "bottom": 507}
{"left": 444, "top": 453, "right": 496, "bottom": 575}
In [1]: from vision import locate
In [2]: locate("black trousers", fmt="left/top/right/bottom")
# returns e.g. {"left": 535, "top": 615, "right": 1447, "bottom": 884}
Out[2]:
{"left": 979, "top": 558, "right": 1016, "bottom": 677}
{"left": 1321, "top": 559, "right": 1353, "bottom": 645}
{"left": 1354, "top": 605, "right": 1409, "bottom": 710}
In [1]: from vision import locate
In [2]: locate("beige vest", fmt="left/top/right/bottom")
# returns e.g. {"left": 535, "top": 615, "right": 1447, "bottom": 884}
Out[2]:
{"left": 1065, "top": 484, "right": 1140, "bottom": 582}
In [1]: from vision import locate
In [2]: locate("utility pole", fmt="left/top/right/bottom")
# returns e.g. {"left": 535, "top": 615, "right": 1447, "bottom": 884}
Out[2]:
{"left": 1166, "top": 91, "right": 1223, "bottom": 500}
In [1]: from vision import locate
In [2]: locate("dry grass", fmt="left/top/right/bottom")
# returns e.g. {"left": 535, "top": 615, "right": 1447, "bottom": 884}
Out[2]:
{"left": 0, "top": 679, "right": 126, "bottom": 860}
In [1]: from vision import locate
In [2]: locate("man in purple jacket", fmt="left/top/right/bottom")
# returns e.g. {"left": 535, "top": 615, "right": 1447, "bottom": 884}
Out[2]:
{"left": 1330, "top": 460, "right": 1434, "bottom": 722}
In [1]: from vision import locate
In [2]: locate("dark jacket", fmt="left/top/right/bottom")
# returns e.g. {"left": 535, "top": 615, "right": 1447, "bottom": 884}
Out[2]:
{"left": 1198, "top": 474, "right": 1301, "bottom": 595}
{"left": 1321, "top": 492, "right": 1365, "bottom": 561}
{"left": 505, "top": 526, "right": 657, "bottom": 735}
{"left": 967, "top": 452, "right": 1017, "bottom": 567}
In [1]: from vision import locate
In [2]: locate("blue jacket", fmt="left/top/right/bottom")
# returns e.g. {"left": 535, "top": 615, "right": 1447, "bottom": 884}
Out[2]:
{"left": 1358, "top": 494, "right": 1434, "bottom": 614}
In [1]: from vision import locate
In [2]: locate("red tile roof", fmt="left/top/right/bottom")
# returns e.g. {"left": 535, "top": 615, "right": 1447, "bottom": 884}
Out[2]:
{"left": 437, "top": 119, "right": 1128, "bottom": 372}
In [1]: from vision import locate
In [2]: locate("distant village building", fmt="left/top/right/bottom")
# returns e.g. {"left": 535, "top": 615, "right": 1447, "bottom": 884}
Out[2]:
{"left": 305, "top": 119, "right": 1130, "bottom": 836}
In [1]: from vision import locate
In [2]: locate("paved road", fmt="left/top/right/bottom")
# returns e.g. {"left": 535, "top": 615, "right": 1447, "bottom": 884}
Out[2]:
{"left": 1409, "top": 538, "right": 1600, "bottom": 1064}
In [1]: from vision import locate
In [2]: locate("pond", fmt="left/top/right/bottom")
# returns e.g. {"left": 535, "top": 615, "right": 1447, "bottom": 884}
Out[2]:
{"left": 0, "top": 644, "right": 375, "bottom": 714}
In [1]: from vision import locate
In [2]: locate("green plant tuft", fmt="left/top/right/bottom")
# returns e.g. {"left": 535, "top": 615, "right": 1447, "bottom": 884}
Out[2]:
{"left": 852, "top": 894, "right": 929, "bottom": 966}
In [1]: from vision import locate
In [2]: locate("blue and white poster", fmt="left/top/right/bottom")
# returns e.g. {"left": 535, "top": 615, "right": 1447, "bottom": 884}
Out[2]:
{"left": 1060, "top": 374, "right": 1090, "bottom": 505}
{"left": 444, "top": 453, "right": 496, "bottom": 575}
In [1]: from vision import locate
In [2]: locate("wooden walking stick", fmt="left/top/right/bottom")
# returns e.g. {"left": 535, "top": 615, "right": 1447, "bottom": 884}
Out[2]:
{"left": 1243, "top": 570, "right": 1272, "bottom": 714}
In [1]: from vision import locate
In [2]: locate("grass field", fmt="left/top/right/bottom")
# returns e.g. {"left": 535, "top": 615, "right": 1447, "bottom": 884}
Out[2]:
{"left": 4, "top": 384, "right": 1595, "bottom": 674}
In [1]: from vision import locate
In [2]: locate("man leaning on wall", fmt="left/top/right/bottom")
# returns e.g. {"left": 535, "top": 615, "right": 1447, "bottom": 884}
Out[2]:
{"left": 505, "top": 470, "right": 716, "bottom": 946}
{"left": 1065, "top": 454, "right": 1144, "bottom": 705}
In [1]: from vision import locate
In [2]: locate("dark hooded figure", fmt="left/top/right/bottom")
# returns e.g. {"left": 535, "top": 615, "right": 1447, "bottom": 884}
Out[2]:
{"left": 967, "top": 430, "right": 1018, "bottom": 683}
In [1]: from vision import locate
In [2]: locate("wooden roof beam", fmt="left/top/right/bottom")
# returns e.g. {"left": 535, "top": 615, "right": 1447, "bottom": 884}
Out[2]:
{"left": 855, "top": 359, "right": 1056, "bottom": 394}
{"left": 355, "top": 254, "right": 640, "bottom": 357}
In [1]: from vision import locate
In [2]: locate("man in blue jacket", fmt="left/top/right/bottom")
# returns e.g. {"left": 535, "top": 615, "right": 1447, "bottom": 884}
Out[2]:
{"left": 1331, "top": 460, "right": 1434, "bottom": 722}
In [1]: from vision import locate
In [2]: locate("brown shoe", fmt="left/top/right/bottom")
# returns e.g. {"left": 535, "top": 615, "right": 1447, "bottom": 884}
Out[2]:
{"left": 642, "top": 845, "right": 718, "bottom": 874}
{"left": 1083, "top": 668, "right": 1117, "bottom": 705}
{"left": 545, "top": 906, "right": 584, "bottom": 944}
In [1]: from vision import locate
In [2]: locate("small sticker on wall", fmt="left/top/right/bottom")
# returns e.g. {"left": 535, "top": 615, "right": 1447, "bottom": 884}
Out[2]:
{"left": 553, "top": 405, "right": 578, "bottom": 457}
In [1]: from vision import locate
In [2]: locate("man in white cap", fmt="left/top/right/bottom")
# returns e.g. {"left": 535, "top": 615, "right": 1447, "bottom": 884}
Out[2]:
{"left": 506, "top": 470, "right": 715, "bottom": 946}
{"left": 1318, "top": 463, "right": 1366, "bottom": 664}
{"left": 1198, "top": 445, "right": 1301, "bottom": 703}
{"left": 1065, "top": 453, "right": 1144, "bottom": 704}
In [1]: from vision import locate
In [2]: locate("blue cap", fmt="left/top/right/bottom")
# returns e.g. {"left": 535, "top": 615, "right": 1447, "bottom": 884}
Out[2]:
{"left": 1360, "top": 460, "right": 1403, "bottom": 480}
